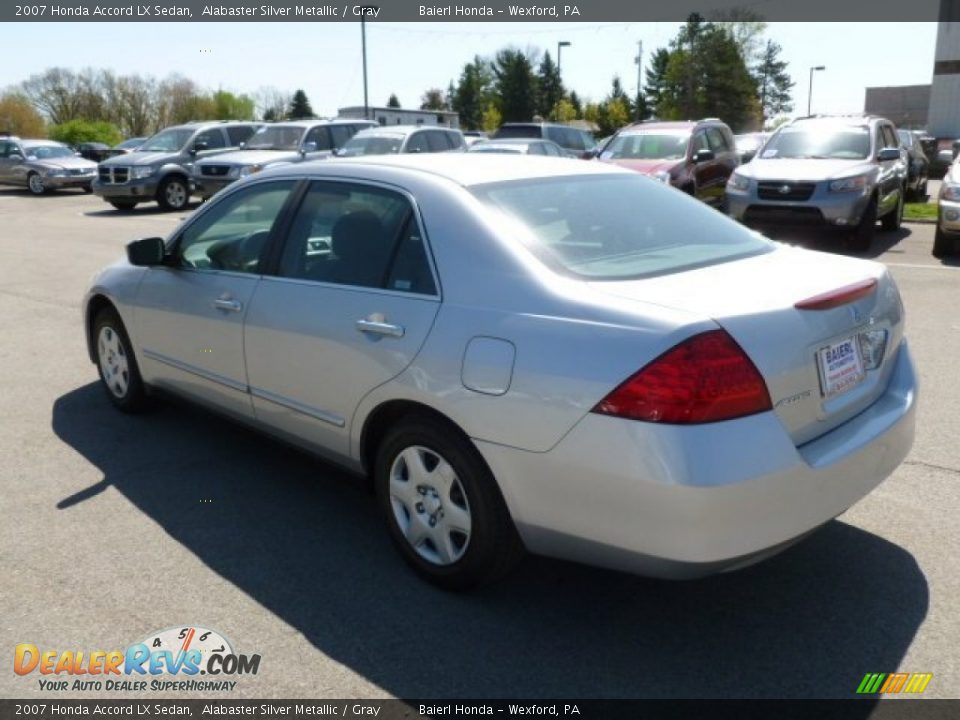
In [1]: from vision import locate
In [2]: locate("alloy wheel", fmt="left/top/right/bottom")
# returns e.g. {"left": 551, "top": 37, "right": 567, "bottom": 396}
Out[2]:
{"left": 97, "top": 325, "right": 130, "bottom": 399}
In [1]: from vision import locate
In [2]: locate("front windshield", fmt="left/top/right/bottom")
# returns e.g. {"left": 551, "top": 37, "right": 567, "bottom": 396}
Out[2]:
{"left": 24, "top": 144, "right": 74, "bottom": 159}
{"left": 244, "top": 125, "right": 305, "bottom": 151}
{"left": 761, "top": 125, "right": 870, "bottom": 160}
{"left": 472, "top": 174, "right": 770, "bottom": 281}
{"left": 339, "top": 135, "right": 403, "bottom": 157}
{"left": 601, "top": 132, "right": 688, "bottom": 161}
{"left": 139, "top": 129, "right": 194, "bottom": 153}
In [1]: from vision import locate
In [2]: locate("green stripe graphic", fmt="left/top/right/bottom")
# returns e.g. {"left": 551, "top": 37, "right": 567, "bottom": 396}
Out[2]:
{"left": 856, "top": 673, "right": 886, "bottom": 694}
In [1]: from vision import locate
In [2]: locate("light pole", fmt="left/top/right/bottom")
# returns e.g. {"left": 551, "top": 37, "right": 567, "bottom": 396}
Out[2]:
{"left": 361, "top": 14, "right": 369, "bottom": 120}
{"left": 557, "top": 40, "right": 571, "bottom": 79}
{"left": 807, "top": 65, "right": 825, "bottom": 116}
{"left": 634, "top": 40, "right": 643, "bottom": 121}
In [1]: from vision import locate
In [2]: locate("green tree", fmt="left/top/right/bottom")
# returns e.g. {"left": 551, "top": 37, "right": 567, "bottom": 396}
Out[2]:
{"left": 288, "top": 89, "right": 314, "bottom": 119}
{"left": 387, "top": 93, "right": 401, "bottom": 108}
{"left": 536, "top": 51, "right": 563, "bottom": 119}
{"left": 492, "top": 48, "right": 538, "bottom": 122}
{"left": 753, "top": 40, "right": 794, "bottom": 126}
{"left": 550, "top": 98, "right": 577, "bottom": 122}
{"left": 213, "top": 90, "right": 255, "bottom": 120}
{"left": 654, "top": 17, "right": 760, "bottom": 132}
{"left": 452, "top": 56, "right": 494, "bottom": 130}
{"left": 0, "top": 93, "right": 46, "bottom": 136}
{"left": 48, "top": 118, "right": 122, "bottom": 146}
{"left": 568, "top": 90, "right": 583, "bottom": 118}
{"left": 643, "top": 48, "right": 671, "bottom": 116}
{"left": 481, "top": 103, "right": 502, "bottom": 133}
{"left": 420, "top": 87, "right": 448, "bottom": 111}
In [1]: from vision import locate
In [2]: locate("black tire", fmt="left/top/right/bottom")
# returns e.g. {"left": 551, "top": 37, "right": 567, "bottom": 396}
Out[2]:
{"left": 849, "top": 196, "right": 877, "bottom": 253}
{"left": 881, "top": 186, "right": 904, "bottom": 232}
{"left": 93, "top": 307, "right": 150, "bottom": 413}
{"left": 374, "top": 415, "right": 524, "bottom": 590}
{"left": 933, "top": 226, "right": 956, "bottom": 258}
{"left": 109, "top": 200, "right": 137, "bottom": 212}
{"left": 156, "top": 175, "right": 190, "bottom": 211}
{"left": 26, "top": 172, "right": 47, "bottom": 195}
{"left": 82, "top": 184, "right": 93, "bottom": 194}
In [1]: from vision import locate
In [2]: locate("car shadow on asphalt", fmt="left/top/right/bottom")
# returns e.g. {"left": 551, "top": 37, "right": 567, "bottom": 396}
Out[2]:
{"left": 52, "top": 383, "right": 928, "bottom": 703}
{"left": 81, "top": 202, "right": 199, "bottom": 218}
{"left": 762, "top": 226, "right": 912, "bottom": 260}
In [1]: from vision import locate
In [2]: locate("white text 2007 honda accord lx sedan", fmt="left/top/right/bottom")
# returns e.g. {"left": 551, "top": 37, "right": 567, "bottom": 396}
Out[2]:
{"left": 83, "top": 155, "right": 917, "bottom": 589}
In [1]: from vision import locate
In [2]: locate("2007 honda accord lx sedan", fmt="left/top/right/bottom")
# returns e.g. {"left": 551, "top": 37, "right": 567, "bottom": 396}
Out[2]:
{"left": 83, "top": 155, "right": 917, "bottom": 589}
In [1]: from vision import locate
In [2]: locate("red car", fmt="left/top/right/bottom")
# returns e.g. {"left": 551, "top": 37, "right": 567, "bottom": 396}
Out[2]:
{"left": 597, "top": 119, "right": 740, "bottom": 208}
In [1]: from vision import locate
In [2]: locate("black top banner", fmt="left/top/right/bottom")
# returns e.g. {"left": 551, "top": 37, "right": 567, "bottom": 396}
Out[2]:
{"left": 1, "top": 0, "right": 956, "bottom": 22}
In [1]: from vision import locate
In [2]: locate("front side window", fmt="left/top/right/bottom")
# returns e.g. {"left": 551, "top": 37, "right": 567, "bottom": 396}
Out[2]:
{"left": 194, "top": 129, "right": 226, "bottom": 150}
{"left": 472, "top": 174, "right": 771, "bottom": 281}
{"left": 329, "top": 125, "right": 354, "bottom": 148}
{"left": 245, "top": 125, "right": 304, "bottom": 151}
{"left": 339, "top": 133, "right": 404, "bottom": 157}
{"left": 706, "top": 127, "right": 728, "bottom": 153}
{"left": 277, "top": 182, "right": 435, "bottom": 294}
{"left": 426, "top": 131, "right": 450, "bottom": 152}
{"left": 175, "top": 181, "right": 296, "bottom": 274}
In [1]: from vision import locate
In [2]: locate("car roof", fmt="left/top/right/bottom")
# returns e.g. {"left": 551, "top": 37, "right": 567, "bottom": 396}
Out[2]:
{"left": 352, "top": 125, "right": 457, "bottom": 138}
{"left": 263, "top": 119, "right": 377, "bottom": 129}
{"left": 267, "top": 153, "right": 626, "bottom": 187}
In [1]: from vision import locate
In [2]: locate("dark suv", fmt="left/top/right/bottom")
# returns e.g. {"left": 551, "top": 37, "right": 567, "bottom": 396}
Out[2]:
{"left": 596, "top": 119, "right": 739, "bottom": 208}
{"left": 94, "top": 120, "right": 261, "bottom": 211}
{"left": 492, "top": 123, "right": 596, "bottom": 158}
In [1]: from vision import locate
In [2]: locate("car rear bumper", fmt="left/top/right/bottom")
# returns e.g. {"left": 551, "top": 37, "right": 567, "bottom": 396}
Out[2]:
{"left": 477, "top": 340, "right": 916, "bottom": 578}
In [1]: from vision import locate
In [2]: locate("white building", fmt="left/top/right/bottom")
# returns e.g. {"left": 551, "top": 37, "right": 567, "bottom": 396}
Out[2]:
{"left": 338, "top": 106, "right": 460, "bottom": 129}
{"left": 928, "top": 19, "right": 960, "bottom": 137}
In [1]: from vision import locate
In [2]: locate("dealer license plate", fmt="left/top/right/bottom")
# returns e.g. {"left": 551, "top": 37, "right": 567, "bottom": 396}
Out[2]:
{"left": 817, "top": 335, "right": 866, "bottom": 398}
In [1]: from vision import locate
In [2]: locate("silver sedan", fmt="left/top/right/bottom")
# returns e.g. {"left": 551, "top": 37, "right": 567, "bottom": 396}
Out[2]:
{"left": 82, "top": 155, "right": 917, "bottom": 589}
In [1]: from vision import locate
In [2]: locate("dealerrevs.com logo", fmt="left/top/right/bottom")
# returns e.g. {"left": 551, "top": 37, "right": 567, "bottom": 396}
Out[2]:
{"left": 14, "top": 626, "right": 261, "bottom": 692}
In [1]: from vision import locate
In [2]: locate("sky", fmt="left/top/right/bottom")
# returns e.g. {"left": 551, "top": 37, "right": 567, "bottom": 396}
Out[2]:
{"left": 1, "top": 22, "right": 940, "bottom": 122}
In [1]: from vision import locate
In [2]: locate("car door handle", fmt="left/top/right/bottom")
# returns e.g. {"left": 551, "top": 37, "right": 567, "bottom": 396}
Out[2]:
{"left": 356, "top": 319, "right": 405, "bottom": 338}
{"left": 213, "top": 298, "right": 243, "bottom": 312}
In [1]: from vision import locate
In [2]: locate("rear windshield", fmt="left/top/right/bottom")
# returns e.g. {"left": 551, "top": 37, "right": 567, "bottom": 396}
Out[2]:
{"left": 471, "top": 174, "right": 771, "bottom": 280}
{"left": 493, "top": 125, "right": 541, "bottom": 140}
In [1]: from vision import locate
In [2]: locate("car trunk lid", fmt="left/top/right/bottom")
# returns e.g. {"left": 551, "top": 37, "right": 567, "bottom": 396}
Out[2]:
{"left": 589, "top": 245, "right": 904, "bottom": 445}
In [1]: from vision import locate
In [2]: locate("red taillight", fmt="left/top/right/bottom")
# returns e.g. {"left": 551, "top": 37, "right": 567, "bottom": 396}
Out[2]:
{"left": 592, "top": 330, "right": 772, "bottom": 424}
{"left": 795, "top": 278, "right": 877, "bottom": 310}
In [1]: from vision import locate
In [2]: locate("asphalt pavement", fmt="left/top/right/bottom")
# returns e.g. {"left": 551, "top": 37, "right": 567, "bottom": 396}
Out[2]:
{"left": 0, "top": 188, "right": 958, "bottom": 700}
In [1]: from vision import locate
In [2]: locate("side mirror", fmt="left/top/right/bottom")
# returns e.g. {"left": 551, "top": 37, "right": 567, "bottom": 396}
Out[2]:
{"left": 127, "top": 237, "right": 166, "bottom": 266}
{"left": 694, "top": 149, "right": 715, "bottom": 163}
{"left": 190, "top": 141, "right": 209, "bottom": 155}
{"left": 877, "top": 147, "right": 900, "bottom": 162}
{"left": 301, "top": 141, "right": 318, "bottom": 155}
{"left": 581, "top": 149, "right": 598, "bottom": 160}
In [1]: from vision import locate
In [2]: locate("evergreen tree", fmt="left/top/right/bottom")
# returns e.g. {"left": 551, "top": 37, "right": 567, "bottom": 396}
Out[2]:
{"left": 568, "top": 90, "right": 583, "bottom": 119}
{"left": 420, "top": 88, "right": 448, "bottom": 111}
{"left": 288, "top": 89, "right": 314, "bottom": 119}
{"left": 643, "top": 48, "right": 671, "bottom": 116}
{"left": 536, "top": 51, "right": 564, "bottom": 119}
{"left": 754, "top": 40, "right": 794, "bottom": 126}
{"left": 492, "top": 48, "right": 538, "bottom": 122}
{"left": 387, "top": 93, "right": 401, "bottom": 108}
{"left": 452, "top": 56, "right": 494, "bottom": 130}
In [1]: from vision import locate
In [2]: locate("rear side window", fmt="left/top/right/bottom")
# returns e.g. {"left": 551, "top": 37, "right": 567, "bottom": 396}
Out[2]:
{"left": 426, "top": 131, "right": 450, "bottom": 152}
{"left": 563, "top": 128, "right": 585, "bottom": 152}
{"left": 405, "top": 132, "right": 430, "bottom": 153}
{"left": 276, "top": 181, "right": 435, "bottom": 294}
{"left": 304, "top": 126, "right": 333, "bottom": 151}
{"left": 446, "top": 131, "right": 464, "bottom": 149}
{"left": 227, "top": 126, "right": 257, "bottom": 145}
{"left": 329, "top": 125, "right": 354, "bottom": 149}
{"left": 472, "top": 174, "right": 771, "bottom": 281}
{"left": 544, "top": 126, "right": 566, "bottom": 146}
